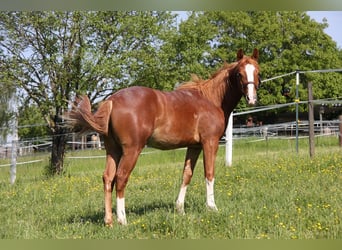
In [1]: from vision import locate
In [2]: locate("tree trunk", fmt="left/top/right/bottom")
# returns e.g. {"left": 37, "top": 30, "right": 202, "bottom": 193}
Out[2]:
{"left": 50, "top": 130, "right": 67, "bottom": 175}
{"left": 49, "top": 116, "right": 68, "bottom": 175}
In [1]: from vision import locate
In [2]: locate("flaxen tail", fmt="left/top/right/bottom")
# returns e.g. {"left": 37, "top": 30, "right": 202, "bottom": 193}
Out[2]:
{"left": 65, "top": 96, "right": 112, "bottom": 136}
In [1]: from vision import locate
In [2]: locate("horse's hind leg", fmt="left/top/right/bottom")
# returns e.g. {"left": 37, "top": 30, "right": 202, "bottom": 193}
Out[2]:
{"left": 103, "top": 138, "right": 122, "bottom": 227}
{"left": 176, "top": 146, "right": 202, "bottom": 214}
{"left": 103, "top": 153, "right": 117, "bottom": 227}
{"left": 115, "top": 145, "right": 143, "bottom": 225}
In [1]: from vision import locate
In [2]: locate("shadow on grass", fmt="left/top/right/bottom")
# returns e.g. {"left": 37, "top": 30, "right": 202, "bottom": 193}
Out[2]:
{"left": 68, "top": 211, "right": 104, "bottom": 226}
{"left": 127, "top": 200, "right": 176, "bottom": 216}
{"left": 67, "top": 200, "right": 177, "bottom": 226}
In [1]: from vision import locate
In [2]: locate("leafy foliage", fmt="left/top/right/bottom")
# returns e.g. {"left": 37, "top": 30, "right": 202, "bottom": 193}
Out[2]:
{"left": 0, "top": 84, "right": 15, "bottom": 142}
{"left": 176, "top": 11, "right": 342, "bottom": 110}
{"left": 18, "top": 104, "right": 49, "bottom": 139}
{"left": 0, "top": 52, "right": 16, "bottom": 141}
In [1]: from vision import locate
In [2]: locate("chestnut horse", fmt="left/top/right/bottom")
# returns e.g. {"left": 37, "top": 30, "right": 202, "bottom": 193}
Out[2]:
{"left": 67, "top": 49, "right": 260, "bottom": 226}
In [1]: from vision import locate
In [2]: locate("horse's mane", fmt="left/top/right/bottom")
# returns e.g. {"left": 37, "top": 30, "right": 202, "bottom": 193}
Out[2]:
{"left": 177, "top": 62, "right": 239, "bottom": 89}
{"left": 176, "top": 61, "right": 239, "bottom": 106}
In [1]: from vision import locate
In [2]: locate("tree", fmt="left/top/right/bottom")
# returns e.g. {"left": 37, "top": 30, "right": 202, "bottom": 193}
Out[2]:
{"left": 0, "top": 11, "right": 176, "bottom": 174}
{"left": 0, "top": 84, "right": 15, "bottom": 143}
{"left": 0, "top": 55, "right": 16, "bottom": 143}
{"left": 171, "top": 12, "right": 219, "bottom": 80}
{"left": 18, "top": 104, "right": 49, "bottom": 140}
{"left": 119, "top": 12, "right": 178, "bottom": 90}
{"left": 174, "top": 11, "right": 342, "bottom": 112}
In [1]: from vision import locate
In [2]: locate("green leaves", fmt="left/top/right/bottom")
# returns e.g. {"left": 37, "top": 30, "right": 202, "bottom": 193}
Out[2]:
{"left": 1, "top": 11, "right": 341, "bottom": 120}
{"left": 177, "top": 11, "right": 342, "bottom": 110}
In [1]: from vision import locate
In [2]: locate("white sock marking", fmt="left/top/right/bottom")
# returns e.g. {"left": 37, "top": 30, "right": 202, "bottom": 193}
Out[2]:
{"left": 116, "top": 197, "right": 127, "bottom": 225}
{"left": 206, "top": 178, "right": 217, "bottom": 209}
{"left": 177, "top": 185, "right": 187, "bottom": 204}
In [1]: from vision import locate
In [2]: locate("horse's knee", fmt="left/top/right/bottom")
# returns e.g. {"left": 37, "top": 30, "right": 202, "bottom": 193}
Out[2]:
{"left": 182, "top": 165, "right": 193, "bottom": 185}
{"left": 115, "top": 174, "right": 129, "bottom": 196}
{"left": 103, "top": 175, "right": 114, "bottom": 192}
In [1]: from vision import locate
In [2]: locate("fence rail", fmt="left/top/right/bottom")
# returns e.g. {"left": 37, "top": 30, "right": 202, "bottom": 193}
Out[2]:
{"left": 1, "top": 119, "right": 340, "bottom": 161}
{"left": 232, "top": 119, "right": 341, "bottom": 138}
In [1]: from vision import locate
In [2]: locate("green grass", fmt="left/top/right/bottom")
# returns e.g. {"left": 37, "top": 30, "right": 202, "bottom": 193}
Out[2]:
{"left": 0, "top": 136, "right": 341, "bottom": 239}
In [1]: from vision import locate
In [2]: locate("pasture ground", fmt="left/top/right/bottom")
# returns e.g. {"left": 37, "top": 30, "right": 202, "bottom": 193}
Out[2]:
{"left": 0, "top": 136, "right": 341, "bottom": 239}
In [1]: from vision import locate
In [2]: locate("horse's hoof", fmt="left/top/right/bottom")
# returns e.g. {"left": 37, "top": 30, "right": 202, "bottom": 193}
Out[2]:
{"left": 206, "top": 203, "right": 218, "bottom": 212}
{"left": 175, "top": 202, "right": 185, "bottom": 215}
{"left": 104, "top": 217, "right": 113, "bottom": 227}
{"left": 117, "top": 217, "right": 127, "bottom": 226}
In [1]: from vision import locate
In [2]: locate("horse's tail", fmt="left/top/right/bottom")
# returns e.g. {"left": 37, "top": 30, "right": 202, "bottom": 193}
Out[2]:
{"left": 65, "top": 96, "right": 112, "bottom": 136}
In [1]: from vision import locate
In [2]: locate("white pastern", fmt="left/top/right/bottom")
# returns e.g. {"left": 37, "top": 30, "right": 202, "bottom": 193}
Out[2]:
{"left": 116, "top": 197, "right": 127, "bottom": 225}
{"left": 205, "top": 178, "right": 218, "bottom": 211}
{"left": 176, "top": 185, "right": 188, "bottom": 214}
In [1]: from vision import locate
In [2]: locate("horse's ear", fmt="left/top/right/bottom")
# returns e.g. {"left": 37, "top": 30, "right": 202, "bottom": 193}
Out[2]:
{"left": 237, "top": 49, "right": 244, "bottom": 61}
{"left": 252, "top": 48, "right": 259, "bottom": 61}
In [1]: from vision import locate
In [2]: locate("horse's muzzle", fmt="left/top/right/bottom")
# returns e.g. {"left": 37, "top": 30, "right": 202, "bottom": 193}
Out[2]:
{"left": 246, "top": 95, "right": 257, "bottom": 105}
{"left": 245, "top": 83, "right": 257, "bottom": 105}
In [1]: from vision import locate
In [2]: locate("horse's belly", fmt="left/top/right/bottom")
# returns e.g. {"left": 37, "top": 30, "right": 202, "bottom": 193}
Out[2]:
{"left": 147, "top": 139, "right": 199, "bottom": 150}
{"left": 147, "top": 128, "right": 199, "bottom": 150}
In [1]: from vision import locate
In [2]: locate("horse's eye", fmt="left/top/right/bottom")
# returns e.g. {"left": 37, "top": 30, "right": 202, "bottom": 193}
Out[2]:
{"left": 236, "top": 72, "right": 241, "bottom": 78}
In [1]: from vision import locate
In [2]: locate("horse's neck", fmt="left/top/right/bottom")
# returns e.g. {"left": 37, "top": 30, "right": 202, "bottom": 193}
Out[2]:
{"left": 202, "top": 78, "right": 241, "bottom": 127}
{"left": 221, "top": 84, "right": 243, "bottom": 126}
{"left": 201, "top": 73, "right": 242, "bottom": 124}
{"left": 202, "top": 74, "right": 228, "bottom": 107}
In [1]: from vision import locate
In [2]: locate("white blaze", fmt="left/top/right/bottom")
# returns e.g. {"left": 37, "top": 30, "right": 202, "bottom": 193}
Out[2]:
{"left": 245, "top": 64, "right": 255, "bottom": 82}
{"left": 245, "top": 64, "right": 256, "bottom": 105}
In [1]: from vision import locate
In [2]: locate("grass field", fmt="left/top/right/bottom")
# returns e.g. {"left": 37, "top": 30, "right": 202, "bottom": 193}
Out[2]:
{"left": 0, "top": 136, "right": 341, "bottom": 239}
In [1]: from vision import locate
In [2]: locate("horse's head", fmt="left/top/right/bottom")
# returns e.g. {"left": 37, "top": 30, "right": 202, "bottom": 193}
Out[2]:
{"left": 234, "top": 48, "right": 260, "bottom": 105}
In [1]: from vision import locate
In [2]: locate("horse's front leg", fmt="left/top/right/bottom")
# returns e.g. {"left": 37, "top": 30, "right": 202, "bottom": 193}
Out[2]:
{"left": 176, "top": 146, "right": 202, "bottom": 214}
{"left": 202, "top": 139, "right": 219, "bottom": 211}
{"left": 103, "top": 153, "right": 117, "bottom": 227}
